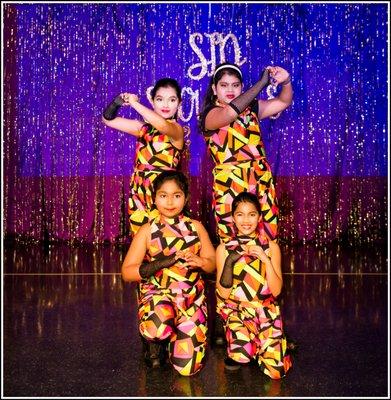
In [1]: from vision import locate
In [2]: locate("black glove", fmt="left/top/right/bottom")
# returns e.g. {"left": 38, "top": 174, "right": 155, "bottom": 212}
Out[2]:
{"left": 228, "top": 69, "right": 270, "bottom": 115}
{"left": 139, "top": 254, "right": 177, "bottom": 279}
{"left": 219, "top": 251, "right": 243, "bottom": 288}
{"left": 103, "top": 95, "right": 124, "bottom": 120}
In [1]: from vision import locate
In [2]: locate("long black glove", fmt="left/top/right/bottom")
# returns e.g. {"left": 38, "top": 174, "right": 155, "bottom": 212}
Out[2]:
{"left": 103, "top": 95, "right": 124, "bottom": 120}
{"left": 219, "top": 251, "right": 243, "bottom": 288}
{"left": 139, "top": 254, "right": 177, "bottom": 279}
{"left": 228, "top": 69, "right": 270, "bottom": 115}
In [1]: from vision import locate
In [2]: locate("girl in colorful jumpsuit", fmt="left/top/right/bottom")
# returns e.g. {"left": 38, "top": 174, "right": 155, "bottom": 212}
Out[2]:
{"left": 102, "top": 78, "right": 184, "bottom": 236}
{"left": 200, "top": 62, "right": 293, "bottom": 243}
{"left": 215, "top": 191, "right": 292, "bottom": 379}
{"left": 121, "top": 170, "right": 216, "bottom": 376}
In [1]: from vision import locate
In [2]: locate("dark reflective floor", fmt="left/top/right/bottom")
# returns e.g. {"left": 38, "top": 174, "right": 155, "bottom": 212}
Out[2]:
{"left": 2, "top": 239, "right": 389, "bottom": 398}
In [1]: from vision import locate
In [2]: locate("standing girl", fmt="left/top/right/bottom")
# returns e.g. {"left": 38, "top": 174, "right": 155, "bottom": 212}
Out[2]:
{"left": 102, "top": 78, "right": 184, "bottom": 236}
{"left": 200, "top": 62, "right": 293, "bottom": 243}
{"left": 121, "top": 170, "right": 216, "bottom": 376}
{"left": 215, "top": 192, "right": 292, "bottom": 379}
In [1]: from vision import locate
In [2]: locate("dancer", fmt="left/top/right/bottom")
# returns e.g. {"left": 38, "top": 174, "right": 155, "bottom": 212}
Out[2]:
{"left": 200, "top": 62, "right": 293, "bottom": 243}
{"left": 121, "top": 171, "right": 216, "bottom": 376}
{"left": 102, "top": 78, "right": 184, "bottom": 236}
{"left": 215, "top": 192, "right": 292, "bottom": 379}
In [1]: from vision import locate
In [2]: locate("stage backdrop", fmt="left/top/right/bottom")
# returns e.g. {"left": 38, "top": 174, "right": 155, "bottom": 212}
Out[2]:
{"left": 3, "top": 3, "right": 388, "bottom": 245}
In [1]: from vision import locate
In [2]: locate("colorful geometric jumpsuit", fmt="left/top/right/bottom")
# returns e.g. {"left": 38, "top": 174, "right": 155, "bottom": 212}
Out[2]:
{"left": 128, "top": 123, "right": 182, "bottom": 236}
{"left": 138, "top": 214, "right": 208, "bottom": 376}
{"left": 216, "top": 234, "right": 292, "bottom": 379}
{"left": 202, "top": 103, "right": 278, "bottom": 243}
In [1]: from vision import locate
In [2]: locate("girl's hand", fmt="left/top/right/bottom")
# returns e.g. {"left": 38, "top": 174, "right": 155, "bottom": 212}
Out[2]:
{"left": 175, "top": 250, "right": 186, "bottom": 261}
{"left": 246, "top": 245, "right": 270, "bottom": 263}
{"left": 238, "top": 245, "right": 249, "bottom": 255}
{"left": 174, "top": 250, "right": 187, "bottom": 269}
{"left": 266, "top": 66, "right": 290, "bottom": 86}
{"left": 121, "top": 93, "right": 139, "bottom": 106}
{"left": 179, "top": 249, "right": 203, "bottom": 269}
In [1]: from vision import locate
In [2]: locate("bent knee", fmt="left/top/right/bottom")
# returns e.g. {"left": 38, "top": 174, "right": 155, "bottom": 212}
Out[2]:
{"left": 139, "top": 321, "right": 174, "bottom": 341}
{"left": 173, "top": 362, "right": 203, "bottom": 376}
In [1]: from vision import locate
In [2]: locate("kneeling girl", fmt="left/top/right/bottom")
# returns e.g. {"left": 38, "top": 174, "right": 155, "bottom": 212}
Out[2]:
{"left": 121, "top": 170, "right": 216, "bottom": 376}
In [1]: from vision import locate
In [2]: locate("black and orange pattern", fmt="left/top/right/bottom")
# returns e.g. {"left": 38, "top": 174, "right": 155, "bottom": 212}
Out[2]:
{"left": 128, "top": 123, "right": 182, "bottom": 235}
{"left": 216, "top": 235, "right": 292, "bottom": 379}
{"left": 138, "top": 214, "right": 208, "bottom": 376}
{"left": 203, "top": 104, "right": 278, "bottom": 242}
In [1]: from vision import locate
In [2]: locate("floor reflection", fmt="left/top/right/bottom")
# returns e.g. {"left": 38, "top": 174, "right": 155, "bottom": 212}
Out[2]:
{"left": 280, "top": 241, "right": 387, "bottom": 274}
{"left": 2, "top": 239, "right": 388, "bottom": 397}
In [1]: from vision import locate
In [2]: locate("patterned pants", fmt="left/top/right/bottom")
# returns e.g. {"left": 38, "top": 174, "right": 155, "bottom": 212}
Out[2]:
{"left": 212, "top": 159, "right": 278, "bottom": 243}
{"left": 138, "top": 290, "right": 208, "bottom": 376}
{"left": 218, "top": 300, "right": 292, "bottom": 379}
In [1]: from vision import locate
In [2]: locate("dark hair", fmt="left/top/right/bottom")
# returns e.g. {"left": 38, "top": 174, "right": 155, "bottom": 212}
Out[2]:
{"left": 152, "top": 170, "right": 190, "bottom": 216}
{"left": 199, "top": 62, "right": 243, "bottom": 130}
{"left": 151, "top": 78, "right": 182, "bottom": 102}
{"left": 232, "top": 192, "right": 262, "bottom": 216}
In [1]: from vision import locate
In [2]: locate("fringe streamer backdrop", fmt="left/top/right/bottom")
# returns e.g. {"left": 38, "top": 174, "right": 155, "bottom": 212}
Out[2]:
{"left": 3, "top": 3, "right": 388, "bottom": 245}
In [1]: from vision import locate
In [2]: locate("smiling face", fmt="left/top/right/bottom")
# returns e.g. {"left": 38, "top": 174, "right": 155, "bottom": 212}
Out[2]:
{"left": 232, "top": 200, "right": 261, "bottom": 236}
{"left": 154, "top": 179, "right": 186, "bottom": 218}
{"left": 212, "top": 72, "right": 243, "bottom": 105}
{"left": 152, "top": 86, "right": 180, "bottom": 119}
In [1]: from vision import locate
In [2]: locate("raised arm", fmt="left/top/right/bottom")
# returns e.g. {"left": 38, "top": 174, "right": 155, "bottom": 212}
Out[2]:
{"left": 127, "top": 95, "right": 184, "bottom": 149}
{"left": 203, "top": 68, "right": 270, "bottom": 131}
{"left": 258, "top": 66, "right": 293, "bottom": 120}
{"left": 102, "top": 93, "right": 144, "bottom": 136}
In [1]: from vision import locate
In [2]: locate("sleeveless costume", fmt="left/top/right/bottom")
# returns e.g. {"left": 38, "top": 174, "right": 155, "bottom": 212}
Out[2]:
{"left": 202, "top": 102, "right": 278, "bottom": 243}
{"left": 216, "top": 234, "right": 292, "bottom": 379}
{"left": 128, "top": 123, "right": 182, "bottom": 235}
{"left": 138, "top": 214, "right": 208, "bottom": 376}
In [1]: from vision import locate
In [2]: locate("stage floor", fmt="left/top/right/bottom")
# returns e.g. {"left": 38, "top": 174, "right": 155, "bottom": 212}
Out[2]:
{"left": 3, "top": 239, "right": 389, "bottom": 398}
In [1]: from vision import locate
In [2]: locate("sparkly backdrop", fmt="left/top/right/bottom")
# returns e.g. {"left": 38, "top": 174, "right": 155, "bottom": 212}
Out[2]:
{"left": 3, "top": 3, "right": 388, "bottom": 245}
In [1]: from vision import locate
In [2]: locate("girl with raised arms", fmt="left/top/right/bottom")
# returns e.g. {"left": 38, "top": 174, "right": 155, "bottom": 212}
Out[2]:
{"left": 200, "top": 63, "right": 293, "bottom": 243}
{"left": 103, "top": 78, "right": 184, "bottom": 236}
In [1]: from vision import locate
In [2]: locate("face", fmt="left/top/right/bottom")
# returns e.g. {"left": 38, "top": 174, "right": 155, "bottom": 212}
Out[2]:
{"left": 154, "top": 179, "right": 186, "bottom": 218}
{"left": 212, "top": 72, "right": 243, "bottom": 105}
{"left": 232, "top": 201, "right": 261, "bottom": 236}
{"left": 152, "top": 86, "right": 180, "bottom": 119}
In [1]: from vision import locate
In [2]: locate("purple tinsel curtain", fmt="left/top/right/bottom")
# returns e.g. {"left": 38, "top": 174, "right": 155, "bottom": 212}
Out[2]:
{"left": 3, "top": 3, "right": 388, "bottom": 245}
